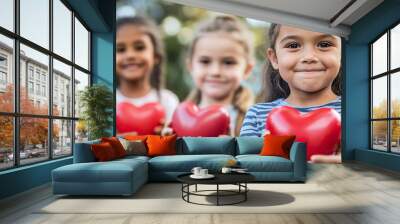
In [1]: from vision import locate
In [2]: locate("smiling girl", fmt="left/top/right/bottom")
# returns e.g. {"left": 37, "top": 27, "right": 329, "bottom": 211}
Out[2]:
{"left": 240, "top": 24, "right": 342, "bottom": 163}
{"left": 186, "top": 16, "right": 255, "bottom": 136}
{"left": 116, "top": 16, "right": 179, "bottom": 135}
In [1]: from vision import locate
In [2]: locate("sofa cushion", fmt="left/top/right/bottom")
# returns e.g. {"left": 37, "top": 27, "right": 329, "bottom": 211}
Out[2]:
{"left": 101, "top": 137, "right": 127, "bottom": 158}
{"left": 178, "top": 137, "right": 235, "bottom": 155}
{"left": 119, "top": 139, "right": 148, "bottom": 156}
{"left": 52, "top": 159, "right": 147, "bottom": 183}
{"left": 147, "top": 135, "right": 177, "bottom": 157}
{"left": 73, "top": 139, "right": 101, "bottom": 163}
{"left": 236, "top": 136, "right": 263, "bottom": 155}
{"left": 149, "top": 154, "right": 235, "bottom": 172}
{"left": 91, "top": 142, "right": 118, "bottom": 161}
{"left": 260, "top": 134, "right": 296, "bottom": 159}
{"left": 124, "top": 135, "right": 148, "bottom": 142}
{"left": 115, "top": 155, "right": 150, "bottom": 163}
{"left": 236, "top": 155, "right": 293, "bottom": 172}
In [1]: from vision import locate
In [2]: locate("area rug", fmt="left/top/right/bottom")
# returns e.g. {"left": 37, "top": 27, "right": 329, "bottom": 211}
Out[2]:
{"left": 37, "top": 183, "right": 362, "bottom": 214}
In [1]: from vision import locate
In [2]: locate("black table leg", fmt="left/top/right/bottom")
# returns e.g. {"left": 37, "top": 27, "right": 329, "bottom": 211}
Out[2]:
{"left": 245, "top": 183, "right": 247, "bottom": 201}
{"left": 179, "top": 182, "right": 252, "bottom": 206}
{"left": 181, "top": 183, "right": 183, "bottom": 199}
{"left": 187, "top": 184, "right": 190, "bottom": 202}
{"left": 217, "top": 184, "right": 219, "bottom": 206}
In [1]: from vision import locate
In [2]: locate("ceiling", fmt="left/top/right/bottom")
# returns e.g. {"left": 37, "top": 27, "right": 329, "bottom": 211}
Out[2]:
{"left": 165, "top": 0, "right": 384, "bottom": 38}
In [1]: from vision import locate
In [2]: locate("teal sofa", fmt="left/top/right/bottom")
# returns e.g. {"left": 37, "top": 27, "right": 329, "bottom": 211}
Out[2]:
{"left": 52, "top": 137, "right": 306, "bottom": 196}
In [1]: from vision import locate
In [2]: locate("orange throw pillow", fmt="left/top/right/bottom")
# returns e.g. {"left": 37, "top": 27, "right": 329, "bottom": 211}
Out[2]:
{"left": 146, "top": 135, "right": 177, "bottom": 157}
{"left": 91, "top": 142, "right": 117, "bottom": 161}
{"left": 124, "top": 135, "right": 148, "bottom": 142}
{"left": 260, "top": 134, "right": 296, "bottom": 159}
{"left": 101, "top": 137, "right": 126, "bottom": 158}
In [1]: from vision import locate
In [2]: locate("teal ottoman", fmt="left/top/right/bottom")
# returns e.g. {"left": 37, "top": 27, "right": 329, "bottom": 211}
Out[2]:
{"left": 52, "top": 156, "right": 148, "bottom": 196}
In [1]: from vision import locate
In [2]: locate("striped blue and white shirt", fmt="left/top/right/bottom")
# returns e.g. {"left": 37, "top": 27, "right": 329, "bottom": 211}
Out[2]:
{"left": 239, "top": 97, "right": 341, "bottom": 137}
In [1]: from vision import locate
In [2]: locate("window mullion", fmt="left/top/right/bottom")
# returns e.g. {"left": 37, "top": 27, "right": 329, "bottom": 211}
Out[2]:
{"left": 49, "top": 0, "right": 53, "bottom": 160}
{"left": 71, "top": 11, "right": 76, "bottom": 154}
{"left": 13, "top": 0, "right": 20, "bottom": 167}
{"left": 388, "top": 29, "right": 391, "bottom": 153}
{"left": 370, "top": 45, "right": 373, "bottom": 149}
{"left": 88, "top": 31, "right": 91, "bottom": 75}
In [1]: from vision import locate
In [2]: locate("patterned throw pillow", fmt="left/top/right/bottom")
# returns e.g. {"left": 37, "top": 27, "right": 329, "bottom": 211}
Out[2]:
{"left": 119, "top": 138, "right": 147, "bottom": 156}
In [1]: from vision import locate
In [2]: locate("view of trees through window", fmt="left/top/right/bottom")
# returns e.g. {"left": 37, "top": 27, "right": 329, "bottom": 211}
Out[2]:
{"left": 371, "top": 23, "right": 400, "bottom": 153}
{"left": 0, "top": 0, "right": 91, "bottom": 170}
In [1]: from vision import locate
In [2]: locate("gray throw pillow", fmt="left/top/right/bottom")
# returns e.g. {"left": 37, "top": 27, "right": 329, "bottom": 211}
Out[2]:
{"left": 119, "top": 138, "right": 147, "bottom": 156}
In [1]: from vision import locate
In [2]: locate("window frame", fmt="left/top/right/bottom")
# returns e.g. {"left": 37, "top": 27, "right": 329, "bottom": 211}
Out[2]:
{"left": 0, "top": 0, "right": 92, "bottom": 171}
{"left": 0, "top": 53, "right": 8, "bottom": 90}
{"left": 0, "top": 53, "right": 7, "bottom": 68}
{"left": 370, "top": 20, "right": 400, "bottom": 154}
{"left": 0, "top": 70, "right": 7, "bottom": 86}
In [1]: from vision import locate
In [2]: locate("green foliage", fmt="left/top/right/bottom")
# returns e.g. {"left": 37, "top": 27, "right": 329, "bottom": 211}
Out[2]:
{"left": 79, "top": 84, "right": 113, "bottom": 140}
{"left": 373, "top": 99, "right": 400, "bottom": 140}
{"left": 117, "top": 0, "right": 268, "bottom": 101}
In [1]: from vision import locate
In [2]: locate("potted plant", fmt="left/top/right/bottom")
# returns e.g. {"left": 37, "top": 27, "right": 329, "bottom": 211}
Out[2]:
{"left": 79, "top": 84, "right": 113, "bottom": 140}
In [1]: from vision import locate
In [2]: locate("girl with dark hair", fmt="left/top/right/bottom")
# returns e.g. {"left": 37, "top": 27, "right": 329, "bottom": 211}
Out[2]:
{"left": 116, "top": 16, "right": 179, "bottom": 135}
{"left": 240, "top": 24, "right": 342, "bottom": 163}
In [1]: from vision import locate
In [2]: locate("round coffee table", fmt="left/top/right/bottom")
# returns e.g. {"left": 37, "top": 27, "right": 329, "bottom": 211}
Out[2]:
{"left": 177, "top": 172, "right": 255, "bottom": 206}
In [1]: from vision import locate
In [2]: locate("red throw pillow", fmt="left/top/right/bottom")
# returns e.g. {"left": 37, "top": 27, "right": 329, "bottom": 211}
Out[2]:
{"left": 101, "top": 137, "right": 127, "bottom": 158}
{"left": 91, "top": 142, "right": 117, "bottom": 161}
{"left": 146, "top": 135, "right": 177, "bottom": 157}
{"left": 260, "top": 134, "right": 296, "bottom": 159}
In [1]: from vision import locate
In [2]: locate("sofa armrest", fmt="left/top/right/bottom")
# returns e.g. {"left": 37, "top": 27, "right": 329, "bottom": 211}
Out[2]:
{"left": 73, "top": 142, "right": 96, "bottom": 163}
{"left": 289, "top": 142, "right": 307, "bottom": 181}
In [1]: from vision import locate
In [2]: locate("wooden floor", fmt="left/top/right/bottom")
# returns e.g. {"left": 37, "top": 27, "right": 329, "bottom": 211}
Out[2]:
{"left": 1, "top": 162, "right": 400, "bottom": 224}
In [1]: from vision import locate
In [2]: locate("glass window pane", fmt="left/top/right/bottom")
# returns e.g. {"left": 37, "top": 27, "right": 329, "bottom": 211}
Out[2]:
{"left": 0, "top": 35, "right": 14, "bottom": 112}
{"left": 53, "top": 59, "right": 72, "bottom": 117}
{"left": 74, "top": 69, "right": 89, "bottom": 118}
{"left": 20, "top": 117, "right": 49, "bottom": 165}
{"left": 53, "top": 119, "right": 72, "bottom": 158}
{"left": 0, "top": 116, "right": 14, "bottom": 170}
{"left": 372, "top": 121, "right": 388, "bottom": 151}
{"left": 391, "top": 120, "right": 400, "bottom": 153}
{"left": 20, "top": 44, "right": 49, "bottom": 115}
{"left": 75, "top": 120, "right": 88, "bottom": 143}
{"left": 0, "top": 0, "right": 14, "bottom": 31}
{"left": 53, "top": 0, "right": 72, "bottom": 60}
{"left": 74, "top": 17, "right": 89, "bottom": 70}
{"left": 391, "top": 72, "right": 400, "bottom": 118}
{"left": 372, "top": 76, "right": 387, "bottom": 119}
{"left": 372, "top": 33, "right": 387, "bottom": 76}
{"left": 391, "top": 24, "right": 400, "bottom": 70}
{"left": 20, "top": 0, "right": 49, "bottom": 49}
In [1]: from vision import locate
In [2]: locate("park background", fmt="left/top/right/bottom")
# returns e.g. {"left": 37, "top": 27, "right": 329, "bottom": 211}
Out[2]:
{"left": 116, "top": 0, "right": 269, "bottom": 101}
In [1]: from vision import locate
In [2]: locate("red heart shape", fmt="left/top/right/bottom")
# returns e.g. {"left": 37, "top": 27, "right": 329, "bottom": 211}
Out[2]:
{"left": 266, "top": 106, "right": 341, "bottom": 160}
{"left": 116, "top": 102, "right": 165, "bottom": 135}
{"left": 171, "top": 101, "right": 230, "bottom": 137}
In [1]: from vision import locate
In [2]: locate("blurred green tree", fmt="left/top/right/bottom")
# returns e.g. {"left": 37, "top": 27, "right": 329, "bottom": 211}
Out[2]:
{"left": 117, "top": 0, "right": 268, "bottom": 101}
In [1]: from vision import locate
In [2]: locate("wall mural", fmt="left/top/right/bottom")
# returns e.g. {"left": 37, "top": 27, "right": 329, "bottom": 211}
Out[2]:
{"left": 115, "top": 0, "right": 342, "bottom": 163}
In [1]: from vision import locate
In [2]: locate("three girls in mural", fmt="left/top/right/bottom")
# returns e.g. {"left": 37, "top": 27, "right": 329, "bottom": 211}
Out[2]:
{"left": 115, "top": 2, "right": 342, "bottom": 163}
